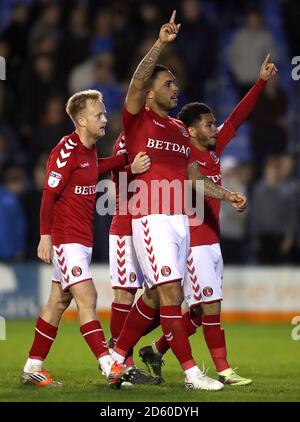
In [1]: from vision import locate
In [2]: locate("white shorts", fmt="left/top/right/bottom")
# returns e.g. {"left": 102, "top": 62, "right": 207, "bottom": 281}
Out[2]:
{"left": 184, "top": 243, "right": 223, "bottom": 307}
{"left": 132, "top": 214, "right": 190, "bottom": 289}
{"left": 109, "top": 235, "right": 144, "bottom": 289}
{"left": 52, "top": 243, "right": 92, "bottom": 292}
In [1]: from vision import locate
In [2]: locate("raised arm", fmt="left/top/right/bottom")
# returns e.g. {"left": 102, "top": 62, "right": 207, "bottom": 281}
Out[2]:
{"left": 228, "top": 54, "right": 277, "bottom": 130}
{"left": 125, "top": 10, "right": 181, "bottom": 115}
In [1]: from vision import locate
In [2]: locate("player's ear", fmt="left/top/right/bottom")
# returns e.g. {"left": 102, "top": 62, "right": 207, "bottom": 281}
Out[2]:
{"left": 77, "top": 115, "right": 86, "bottom": 128}
{"left": 188, "top": 126, "right": 196, "bottom": 138}
{"left": 146, "top": 89, "right": 155, "bottom": 100}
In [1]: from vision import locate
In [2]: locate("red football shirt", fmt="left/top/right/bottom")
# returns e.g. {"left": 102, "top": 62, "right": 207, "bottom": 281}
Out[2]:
{"left": 188, "top": 78, "right": 266, "bottom": 246}
{"left": 43, "top": 132, "right": 98, "bottom": 246}
{"left": 188, "top": 121, "right": 236, "bottom": 246}
{"left": 41, "top": 132, "right": 126, "bottom": 247}
{"left": 109, "top": 132, "right": 133, "bottom": 236}
{"left": 122, "top": 106, "right": 191, "bottom": 218}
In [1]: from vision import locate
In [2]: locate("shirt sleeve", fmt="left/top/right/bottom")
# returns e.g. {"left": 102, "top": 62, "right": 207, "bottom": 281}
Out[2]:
{"left": 41, "top": 140, "right": 76, "bottom": 234}
{"left": 40, "top": 189, "right": 57, "bottom": 235}
{"left": 98, "top": 154, "right": 128, "bottom": 176}
{"left": 44, "top": 142, "right": 75, "bottom": 195}
{"left": 216, "top": 78, "right": 266, "bottom": 155}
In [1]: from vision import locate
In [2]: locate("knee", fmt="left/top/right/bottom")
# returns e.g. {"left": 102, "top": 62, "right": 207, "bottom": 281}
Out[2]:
{"left": 76, "top": 290, "right": 98, "bottom": 311}
{"left": 46, "top": 295, "right": 72, "bottom": 314}
{"left": 201, "top": 301, "right": 220, "bottom": 316}
{"left": 113, "top": 289, "right": 136, "bottom": 305}
{"left": 158, "top": 282, "right": 183, "bottom": 306}
{"left": 143, "top": 287, "right": 159, "bottom": 309}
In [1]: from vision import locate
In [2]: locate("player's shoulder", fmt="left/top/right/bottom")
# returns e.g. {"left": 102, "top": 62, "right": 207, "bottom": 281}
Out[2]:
{"left": 171, "top": 117, "right": 190, "bottom": 138}
{"left": 52, "top": 132, "right": 80, "bottom": 154}
{"left": 48, "top": 132, "right": 79, "bottom": 170}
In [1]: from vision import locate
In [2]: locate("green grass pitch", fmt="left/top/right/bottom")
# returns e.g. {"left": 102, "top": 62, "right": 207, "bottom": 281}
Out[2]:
{"left": 0, "top": 320, "right": 299, "bottom": 402}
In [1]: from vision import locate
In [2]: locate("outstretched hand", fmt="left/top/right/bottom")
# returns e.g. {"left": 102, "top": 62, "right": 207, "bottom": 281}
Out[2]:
{"left": 159, "top": 10, "right": 181, "bottom": 43}
{"left": 226, "top": 192, "right": 248, "bottom": 212}
{"left": 260, "top": 53, "right": 278, "bottom": 81}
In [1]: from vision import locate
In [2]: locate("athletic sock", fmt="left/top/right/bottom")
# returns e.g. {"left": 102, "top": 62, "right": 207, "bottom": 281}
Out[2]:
{"left": 160, "top": 305, "right": 196, "bottom": 371}
{"left": 202, "top": 314, "right": 230, "bottom": 372}
{"left": 113, "top": 296, "right": 158, "bottom": 358}
{"left": 155, "top": 309, "right": 202, "bottom": 354}
{"left": 80, "top": 320, "right": 109, "bottom": 359}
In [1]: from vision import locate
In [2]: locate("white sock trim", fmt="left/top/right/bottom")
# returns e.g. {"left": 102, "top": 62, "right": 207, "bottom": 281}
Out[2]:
{"left": 35, "top": 328, "right": 55, "bottom": 341}
{"left": 112, "top": 307, "right": 131, "bottom": 313}
{"left": 190, "top": 319, "right": 199, "bottom": 328}
{"left": 136, "top": 301, "right": 154, "bottom": 321}
{"left": 160, "top": 315, "right": 182, "bottom": 319}
{"left": 82, "top": 328, "right": 103, "bottom": 337}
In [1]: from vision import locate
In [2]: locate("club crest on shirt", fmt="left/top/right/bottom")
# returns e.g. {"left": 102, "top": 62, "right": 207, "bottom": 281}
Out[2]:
{"left": 161, "top": 266, "right": 171, "bottom": 277}
{"left": 210, "top": 151, "right": 220, "bottom": 164}
{"left": 129, "top": 272, "right": 136, "bottom": 283}
{"left": 72, "top": 266, "right": 82, "bottom": 277}
{"left": 203, "top": 286, "right": 213, "bottom": 297}
{"left": 48, "top": 171, "right": 62, "bottom": 188}
{"left": 178, "top": 125, "right": 189, "bottom": 138}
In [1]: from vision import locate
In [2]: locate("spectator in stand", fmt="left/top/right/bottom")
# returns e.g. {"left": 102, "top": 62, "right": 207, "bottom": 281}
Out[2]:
{"left": 220, "top": 157, "right": 248, "bottom": 263}
{"left": 19, "top": 53, "right": 65, "bottom": 136}
{"left": 60, "top": 6, "right": 90, "bottom": 77}
{"left": 251, "top": 156, "right": 297, "bottom": 264}
{"left": 227, "top": 10, "right": 277, "bottom": 99}
{"left": 0, "top": 165, "right": 27, "bottom": 261}
{"left": 250, "top": 76, "right": 288, "bottom": 176}
{"left": 30, "top": 96, "right": 73, "bottom": 160}
{"left": 89, "top": 52, "right": 124, "bottom": 116}
{"left": 176, "top": 0, "right": 218, "bottom": 100}
{"left": 28, "top": 1, "right": 62, "bottom": 55}
{"left": 21, "top": 154, "right": 47, "bottom": 259}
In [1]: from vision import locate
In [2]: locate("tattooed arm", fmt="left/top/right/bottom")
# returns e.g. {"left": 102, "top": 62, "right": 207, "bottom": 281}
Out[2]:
{"left": 188, "top": 162, "right": 248, "bottom": 211}
{"left": 125, "top": 10, "right": 181, "bottom": 115}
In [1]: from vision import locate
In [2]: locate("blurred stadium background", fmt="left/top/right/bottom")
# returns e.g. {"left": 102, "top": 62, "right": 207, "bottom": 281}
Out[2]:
{"left": 0, "top": 0, "right": 300, "bottom": 324}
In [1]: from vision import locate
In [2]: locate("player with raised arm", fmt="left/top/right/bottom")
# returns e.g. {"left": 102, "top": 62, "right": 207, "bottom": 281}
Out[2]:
{"left": 139, "top": 55, "right": 277, "bottom": 386}
{"left": 21, "top": 90, "right": 146, "bottom": 387}
{"left": 108, "top": 11, "right": 247, "bottom": 390}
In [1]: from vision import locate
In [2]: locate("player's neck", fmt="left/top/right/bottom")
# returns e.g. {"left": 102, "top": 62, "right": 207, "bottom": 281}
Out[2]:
{"left": 75, "top": 130, "right": 96, "bottom": 149}
{"left": 190, "top": 137, "right": 207, "bottom": 152}
{"left": 149, "top": 104, "right": 169, "bottom": 119}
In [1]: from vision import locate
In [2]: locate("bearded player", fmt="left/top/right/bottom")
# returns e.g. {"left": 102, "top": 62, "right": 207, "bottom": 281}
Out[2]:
{"left": 108, "top": 11, "right": 247, "bottom": 390}
{"left": 139, "top": 55, "right": 277, "bottom": 386}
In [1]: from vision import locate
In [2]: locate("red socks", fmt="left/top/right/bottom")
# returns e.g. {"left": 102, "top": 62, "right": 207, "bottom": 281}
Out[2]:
{"left": 110, "top": 302, "right": 134, "bottom": 365}
{"left": 160, "top": 305, "right": 196, "bottom": 371}
{"left": 202, "top": 314, "right": 230, "bottom": 372}
{"left": 110, "top": 302, "right": 132, "bottom": 344}
{"left": 29, "top": 317, "right": 58, "bottom": 360}
{"left": 80, "top": 320, "right": 109, "bottom": 359}
{"left": 155, "top": 309, "right": 202, "bottom": 354}
{"left": 114, "top": 296, "right": 158, "bottom": 357}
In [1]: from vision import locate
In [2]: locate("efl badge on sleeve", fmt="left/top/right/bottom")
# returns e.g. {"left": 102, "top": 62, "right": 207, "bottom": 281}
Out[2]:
{"left": 48, "top": 171, "right": 62, "bottom": 188}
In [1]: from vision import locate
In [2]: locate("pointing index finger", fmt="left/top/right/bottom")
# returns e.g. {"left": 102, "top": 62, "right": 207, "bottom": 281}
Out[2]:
{"left": 263, "top": 53, "right": 270, "bottom": 65}
{"left": 170, "top": 10, "right": 176, "bottom": 23}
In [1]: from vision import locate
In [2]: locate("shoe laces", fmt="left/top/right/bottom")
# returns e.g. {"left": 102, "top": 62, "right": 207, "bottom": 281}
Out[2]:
{"left": 198, "top": 363, "right": 209, "bottom": 378}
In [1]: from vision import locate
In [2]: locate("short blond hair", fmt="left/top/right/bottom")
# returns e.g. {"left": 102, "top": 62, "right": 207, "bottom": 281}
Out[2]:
{"left": 66, "top": 89, "right": 103, "bottom": 123}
